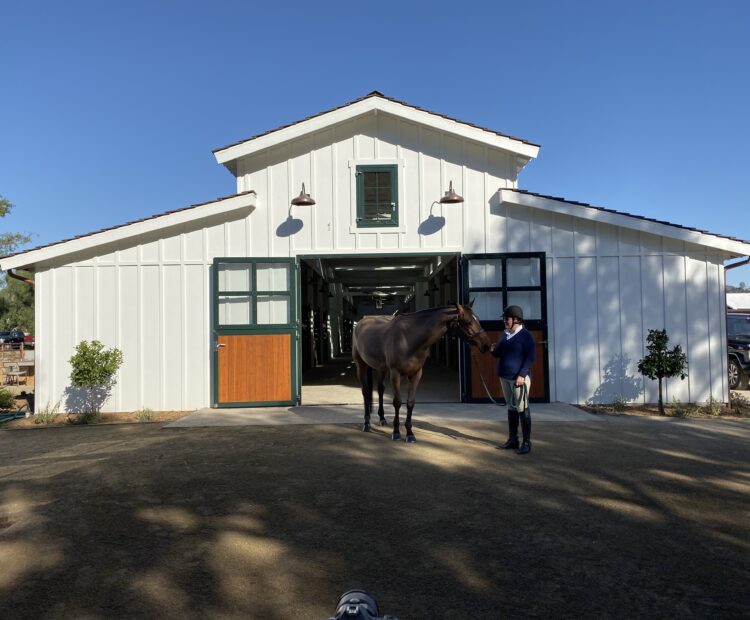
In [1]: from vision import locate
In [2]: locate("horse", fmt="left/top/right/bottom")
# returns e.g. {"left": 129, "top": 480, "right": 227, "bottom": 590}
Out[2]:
{"left": 352, "top": 301, "right": 492, "bottom": 443}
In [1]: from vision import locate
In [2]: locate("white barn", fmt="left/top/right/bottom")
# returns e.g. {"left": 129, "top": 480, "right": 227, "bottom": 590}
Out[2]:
{"left": 2, "top": 91, "right": 749, "bottom": 412}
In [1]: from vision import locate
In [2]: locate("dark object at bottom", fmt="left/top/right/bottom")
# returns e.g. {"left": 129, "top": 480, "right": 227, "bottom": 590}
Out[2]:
{"left": 328, "top": 590, "right": 398, "bottom": 620}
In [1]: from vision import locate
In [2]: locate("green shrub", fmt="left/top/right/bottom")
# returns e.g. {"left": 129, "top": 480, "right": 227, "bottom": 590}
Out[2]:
{"left": 612, "top": 395, "right": 627, "bottom": 412}
{"left": 669, "top": 398, "right": 697, "bottom": 418}
{"left": 135, "top": 407, "right": 153, "bottom": 422}
{"left": 701, "top": 396, "right": 723, "bottom": 416}
{"left": 729, "top": 391, "right": 750, "bottom": 414}
{"left": 637, "top": 329, "right": 688, "bottom": 416}
{"left": 69, "top": 340, "right": 123, "bottom": 414}
{"left": 0, "top": 389, "right": 14, "bottom": 410}
{"left": 34, "top": 400, "right": 61, "bottom": 425}
{"left": 76, "top": 410, "right": 102, "bottom": 424}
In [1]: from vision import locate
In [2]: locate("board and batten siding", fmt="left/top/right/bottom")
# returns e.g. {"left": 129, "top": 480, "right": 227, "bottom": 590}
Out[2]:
{"left": 30, "top": 115, "right": 731, "bottom": 410}
{"left": 495, "top": 205, "right": 729, "bottom": 405}
{"left": 33, "top": 215, "right": 253, "bottom": 413}
{"left": 234, "top": 112, "right": 517, "bottom": 256}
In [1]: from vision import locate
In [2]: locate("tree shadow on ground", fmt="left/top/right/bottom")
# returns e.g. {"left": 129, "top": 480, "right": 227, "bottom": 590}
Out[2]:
{"left": 0, "top": 417, "right": 749, "bottom": 618}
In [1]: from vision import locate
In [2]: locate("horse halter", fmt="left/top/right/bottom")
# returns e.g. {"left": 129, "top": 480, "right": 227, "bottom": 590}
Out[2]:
{"left": 451, "top": 313, "right": 487, "bottom": 347}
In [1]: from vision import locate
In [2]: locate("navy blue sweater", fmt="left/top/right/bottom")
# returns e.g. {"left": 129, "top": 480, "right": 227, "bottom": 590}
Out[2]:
{"left": 491, "top": 328, "right": 536, "bottom": 380}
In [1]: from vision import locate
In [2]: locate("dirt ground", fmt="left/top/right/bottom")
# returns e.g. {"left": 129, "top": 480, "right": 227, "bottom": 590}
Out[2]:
{"left": 1, "top": 415, "right": 749, "bottom": 619}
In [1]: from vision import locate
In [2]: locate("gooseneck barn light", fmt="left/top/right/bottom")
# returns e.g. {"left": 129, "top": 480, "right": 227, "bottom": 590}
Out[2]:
{"left": 439, "top": 181, "right": 464, "bottom": 204}
{"left": 291, "top": 183, "right": 316, "bottom": 206}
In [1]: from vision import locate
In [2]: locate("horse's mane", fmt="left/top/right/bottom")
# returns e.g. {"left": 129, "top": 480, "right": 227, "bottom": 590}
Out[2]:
{"left": 394, "top": 305, "right": 459, "bottom": 319}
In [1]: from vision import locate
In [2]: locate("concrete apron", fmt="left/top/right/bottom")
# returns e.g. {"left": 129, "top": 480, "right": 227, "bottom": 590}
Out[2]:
{"left": 166, "top": 402, "right": 598, "bottom": 428}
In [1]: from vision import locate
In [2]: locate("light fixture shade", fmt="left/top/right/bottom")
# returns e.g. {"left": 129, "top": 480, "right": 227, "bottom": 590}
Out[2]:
{"left": 291, "top": 183, "right": 315, "bottom": 206}
{"left": 439, "top": 180, "right": 464, "bottom": 204}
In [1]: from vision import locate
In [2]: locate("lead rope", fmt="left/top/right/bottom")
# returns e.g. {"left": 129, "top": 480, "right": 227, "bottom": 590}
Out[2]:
{"left": 469, "top": 348, "right": 528, "bottom": 409}
{"left": 470, "top": 348, "right": 505, "bottom": 407}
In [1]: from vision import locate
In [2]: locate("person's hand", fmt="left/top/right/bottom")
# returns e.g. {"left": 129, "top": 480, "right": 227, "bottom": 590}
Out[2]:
{"left": 515, "top": 376, "right": 525, "bottom": 386}
{"left": 490, "top": 343, "right": 496, "bottom": 352}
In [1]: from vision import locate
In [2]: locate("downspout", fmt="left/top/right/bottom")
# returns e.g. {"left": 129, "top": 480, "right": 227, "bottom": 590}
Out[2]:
{"left": 6, "top": 269, "right": 34, "bottom": 287}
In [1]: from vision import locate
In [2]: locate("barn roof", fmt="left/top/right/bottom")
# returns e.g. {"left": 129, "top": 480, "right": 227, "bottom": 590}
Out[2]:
{"left": 213, "top": 91, "right": 540, "bottom": 171}
{"left": 500, "top": 189, "right": 750, "bottom": 256}
{"left": 0, "top": 191, "right": 256, "bottom": 270}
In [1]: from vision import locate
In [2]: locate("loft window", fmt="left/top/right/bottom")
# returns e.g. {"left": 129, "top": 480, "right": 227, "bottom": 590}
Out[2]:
{"left": 356, "top": 164, "right": 398, "bottom": 227}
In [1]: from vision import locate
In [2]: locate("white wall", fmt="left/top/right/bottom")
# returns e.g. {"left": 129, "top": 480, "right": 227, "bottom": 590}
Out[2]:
{"left": 35, "top": 215, "right": 251, "bottom": 413}
{"left": 495, "top": 206, "right": 729, "bottom": 405}
{"left": 236, "top": 112, "right": 516, "bottom": 257}
{"left": 32, "top": 113, "right": 731, "bottom": 409}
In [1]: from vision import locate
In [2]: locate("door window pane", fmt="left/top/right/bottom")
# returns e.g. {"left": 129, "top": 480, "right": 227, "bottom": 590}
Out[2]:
{"left": 257, "top": 295, "right": 290, "bottom": 324}
{"left": 256, "top": 263, "right": 289, "bottom": 292}
{"left": 218, "top": 296, "right": 252, "bottom": 325}
{"left": 506, "top": 258, "right": 540, "bottom": 287}
{"left": 218, "top": 264, "right": 251, "bottom": 292}
{"left": 468, "top": 259, "right": 502, "bottom": 288}
{"left": 470, "top": 292, "right": 503, "bottom": 321}
{"left": 506, "top": 291, "right": 541, "bottom": 320}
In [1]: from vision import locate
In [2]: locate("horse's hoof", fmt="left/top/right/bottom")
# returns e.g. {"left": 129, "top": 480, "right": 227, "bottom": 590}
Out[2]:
{"left": 379, "top": 418, "right": 387, "bottom": 426}
{"left": 391, "top": 432, "right": 401, "bottom": 441}
{"left": 406, "top": 434, "right": 417, "bottom": 444}
{"left": 362, "top": 424, "right": 371, "bottom": 432}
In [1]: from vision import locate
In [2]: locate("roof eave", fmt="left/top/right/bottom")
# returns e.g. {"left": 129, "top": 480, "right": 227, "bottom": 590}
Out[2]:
{"left": 499, "top": 189, "right": 750, "bottom": 257}
{"left": 214, "top": 96, "right": 540, "bottom": 166}
{"left": 0, "top": 192, "right": 257, "bottom": 271}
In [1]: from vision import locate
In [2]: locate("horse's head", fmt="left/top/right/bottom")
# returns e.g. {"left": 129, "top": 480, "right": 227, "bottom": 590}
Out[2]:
{"left": 452, "top": 300, "right": 492, "bottom": 353}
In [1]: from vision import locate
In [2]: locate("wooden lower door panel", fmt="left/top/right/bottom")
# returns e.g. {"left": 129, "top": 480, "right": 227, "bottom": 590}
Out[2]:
{"left": 470, "top": 329, "right": 546, "bottom": 401}
{"left": 218, "top": 333, "right": 292, "bottom": 404}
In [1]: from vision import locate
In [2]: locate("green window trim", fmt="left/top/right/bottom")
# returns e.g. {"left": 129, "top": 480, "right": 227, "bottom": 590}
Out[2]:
{"left": 356, "top": 164, "right": 399, "bottom": 228}
{"left": 213, "top": 258, "right": 296, "bottom": 329}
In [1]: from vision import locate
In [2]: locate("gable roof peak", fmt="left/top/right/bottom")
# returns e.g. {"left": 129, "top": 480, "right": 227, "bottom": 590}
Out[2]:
{"left": 213, "top": 92, "right": 540, "bottom": 166}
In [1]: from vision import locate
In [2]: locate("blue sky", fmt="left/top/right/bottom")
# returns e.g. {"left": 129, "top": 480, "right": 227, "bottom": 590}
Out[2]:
{"left": 2, "top": 1, "right": 749, "bottom": 285}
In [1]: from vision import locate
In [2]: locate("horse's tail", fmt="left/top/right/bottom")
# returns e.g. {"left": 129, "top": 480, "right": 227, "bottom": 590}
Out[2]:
{"left": 365, "top": 365, "right": 373, "bottom": 394}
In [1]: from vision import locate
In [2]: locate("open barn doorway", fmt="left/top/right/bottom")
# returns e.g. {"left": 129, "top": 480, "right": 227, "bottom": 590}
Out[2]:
{"left": 298, "top": 254, "right": 462, "bottom": 405}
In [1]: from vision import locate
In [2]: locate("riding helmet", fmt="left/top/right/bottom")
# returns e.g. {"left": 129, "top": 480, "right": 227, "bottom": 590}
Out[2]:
{"left": 503, "top": 305, "right": 524, "bottom": 321}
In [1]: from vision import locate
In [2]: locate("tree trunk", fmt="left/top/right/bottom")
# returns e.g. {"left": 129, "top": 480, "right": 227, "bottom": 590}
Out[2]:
{"left": 657, "top": 378, "right": 665, "bottom": 416}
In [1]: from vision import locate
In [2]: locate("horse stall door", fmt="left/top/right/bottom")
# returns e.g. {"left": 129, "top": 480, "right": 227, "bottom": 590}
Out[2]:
{"left": 217, "top": 334, "right": 292, "bottom": 404}
{"left": 213, "top": 258, "right": 298, "bottom": 407}
{"left": 462, "top": 253, "right": 549, "bottom": 403}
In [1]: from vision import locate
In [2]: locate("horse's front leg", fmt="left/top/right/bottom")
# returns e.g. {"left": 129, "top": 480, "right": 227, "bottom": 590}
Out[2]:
{"left": 390, "top": 370, "right": 403, "bottom": 441}
{"left": 405, "top": 368, "right": 423, "bottom": 444}
{"left": 377, "top": 370, "right": 387, "bottom": 426}
{"left": 356, "top": 360, "right": 373, "bottom": 432}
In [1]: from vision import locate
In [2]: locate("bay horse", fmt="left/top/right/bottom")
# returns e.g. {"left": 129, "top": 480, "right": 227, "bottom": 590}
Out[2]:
{"left": 352, "top": 302, "right": 492, "bottom": 443}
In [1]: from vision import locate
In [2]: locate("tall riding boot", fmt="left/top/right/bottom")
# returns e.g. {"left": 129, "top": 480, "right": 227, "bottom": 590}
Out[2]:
{"left": 517, "top": 408, "right": 531, "bottom": 454}
{"left": 500, "top": 409, "right": 519, "bottom": 449}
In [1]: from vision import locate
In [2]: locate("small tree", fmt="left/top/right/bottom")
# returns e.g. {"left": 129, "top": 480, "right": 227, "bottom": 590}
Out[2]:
{"left": 637, "top": 329, "right": 688, "bottom": 415}
{"left": 69, "top": 340, "right": 123, "bottom": 415}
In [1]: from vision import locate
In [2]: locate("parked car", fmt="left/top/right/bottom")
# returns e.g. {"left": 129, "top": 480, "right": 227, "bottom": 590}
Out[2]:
{"left": 0, "top": 330, "right": 25, "bottom": 345}
{"left": 727, "top": 313, "right": 750, "bottom": 390}
{"left": 23, "top": 334, "right": 35, "bottom": 349}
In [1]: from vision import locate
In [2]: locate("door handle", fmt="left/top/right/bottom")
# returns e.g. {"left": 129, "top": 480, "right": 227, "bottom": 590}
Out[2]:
{"left": 215, "top": 343, "right": 227, "bottom": 350}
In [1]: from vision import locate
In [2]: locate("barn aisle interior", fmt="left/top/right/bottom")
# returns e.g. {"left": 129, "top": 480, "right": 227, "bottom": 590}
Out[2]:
{"left": 301, "top": 356, "right": 460, "bottom": 405}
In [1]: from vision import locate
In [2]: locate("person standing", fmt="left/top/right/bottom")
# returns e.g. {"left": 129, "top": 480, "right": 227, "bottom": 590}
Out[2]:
{"left": 490, "top": 305, "right": 536, "bottom": 455}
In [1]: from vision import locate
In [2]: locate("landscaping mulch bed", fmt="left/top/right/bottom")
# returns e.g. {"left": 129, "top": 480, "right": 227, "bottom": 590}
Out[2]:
{"left": 579, "top": 399, "right": 750, "bottom": 419}
{"left": 1, "top": 409, "right": 191, "bottom": 428}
